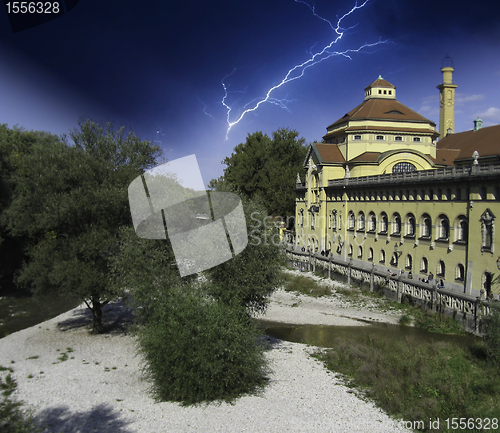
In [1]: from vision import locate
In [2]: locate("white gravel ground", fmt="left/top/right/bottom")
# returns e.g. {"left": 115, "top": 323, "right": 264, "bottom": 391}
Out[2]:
{"left": 0, "top": 272, "right": 413, "bottom": 433}
{"left": 256, "top": 269, "right": 403, "bottom": 327}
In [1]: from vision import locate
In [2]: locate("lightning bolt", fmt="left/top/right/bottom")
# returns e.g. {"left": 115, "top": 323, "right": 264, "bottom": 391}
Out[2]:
{"left": 220, "top": 0, "right": 387, "bottom": 139}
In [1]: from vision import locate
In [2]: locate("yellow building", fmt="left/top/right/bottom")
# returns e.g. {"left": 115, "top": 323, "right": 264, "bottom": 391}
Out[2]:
{"left": 294, "top": 64, "right": 500, "bottom": 299}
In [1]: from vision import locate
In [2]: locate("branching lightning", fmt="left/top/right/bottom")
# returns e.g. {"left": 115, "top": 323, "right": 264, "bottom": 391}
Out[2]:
{"left": 220, "top": 0, "right": 387, "bottom": 139}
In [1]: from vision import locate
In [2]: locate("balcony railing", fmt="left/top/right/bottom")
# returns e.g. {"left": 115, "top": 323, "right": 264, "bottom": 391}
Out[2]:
{"left": 327, "top": 163, "right": 500, "bottom": 188}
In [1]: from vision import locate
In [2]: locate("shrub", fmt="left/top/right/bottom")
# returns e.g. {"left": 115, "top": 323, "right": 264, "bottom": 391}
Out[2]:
{"left": 137, "top": 286, "right": 268, "bottom": 405}
{"left": 483, "top": 302, "right": 500, "bottom": 365}
{"left": 0, "top": 372, "right": 39, "bottom": 433}
{"left": 283, "top": 274, "right": 331, "bottom": 297}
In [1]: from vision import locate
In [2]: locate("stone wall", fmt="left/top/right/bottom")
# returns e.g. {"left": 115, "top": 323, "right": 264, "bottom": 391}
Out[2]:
{"left": 286, "top": 248, "right": 491, "bottom": 335}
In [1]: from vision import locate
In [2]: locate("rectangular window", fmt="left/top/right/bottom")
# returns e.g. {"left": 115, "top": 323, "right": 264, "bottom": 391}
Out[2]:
{"left": 413, "top": 137, "right": 421, "bottom": 142}
{"left": 354, "top": 135, "right": 362, "bottom": 140}
{"left": 395, "top": 136, "right": 403, "bottom": 141}
{"left": 376, "top": 135, "right": 384, "bottom": 140}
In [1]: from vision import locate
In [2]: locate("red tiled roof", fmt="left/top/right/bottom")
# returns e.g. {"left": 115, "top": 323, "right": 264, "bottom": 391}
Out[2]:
{"left": 327, "top": 98, "right": 435, "bottom": 130}
{"left": 313, "top": 143, "right": 345, "bottom": 163}
{"left": 349, "top": 152, "right": 380, "bottom": 163}
{"left": 437, "top": 125, "right": 500, "bottom": 160}
{"left": 435, "top": 148, "right": 460, "bottom": 166}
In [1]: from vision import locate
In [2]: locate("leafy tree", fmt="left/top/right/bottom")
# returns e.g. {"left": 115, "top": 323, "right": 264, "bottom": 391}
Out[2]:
{"left": 203, "top": 187, "right": 285, "bottom": 316}
{"left": 0, "top": 126, "right": 63, "bottom": 294}
{"left": 110, "top": 188, "right": 283, "bottom": 404}
{"left": 213, "top": 128, "right": 307, "bottom": 220}
{"left": 3, "top": 120, "right": 161, "bottom": 333}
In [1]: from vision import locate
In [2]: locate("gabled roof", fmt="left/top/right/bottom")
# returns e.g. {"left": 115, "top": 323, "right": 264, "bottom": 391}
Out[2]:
{"left": 437, "top": 125, "right": 500, "bottom": 161}
{"left": 326, "top": 98, "right": 435, "bottom": 130}
{"left": 303, "top": 143, "right": 345, "bottom": 168}
{"left": 314, "top": 143, "right": 345, "bottom": 164}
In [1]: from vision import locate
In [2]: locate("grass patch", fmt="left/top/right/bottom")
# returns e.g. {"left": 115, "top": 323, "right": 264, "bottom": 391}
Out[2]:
{"left": 314, "top": 334, "right": 499, "bottom": 432}
{"left": 281, "top": 273, "right": 331, "bottom": 297}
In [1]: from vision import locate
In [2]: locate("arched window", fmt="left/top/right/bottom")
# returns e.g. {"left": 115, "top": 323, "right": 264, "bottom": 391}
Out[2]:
{"left": 358, "top": 246, "right": 363, "bottom": 259}
{"left": 455, "top": 264, "right": 465, "bottom": 281}
{"left": 358, "top": 211, "right": 365, "bottom": 231}
{"left": 300, "top": 209, "right": 304, "bottom": 227}
{"left": 457, "top": 219, "right": 468, "bottom": 242}
{"left": 392, "top": 162, "right": 417, "bottom": 173}
{"left": 348, "top": 211, "right": 355, "bottom": 231}
{"left": 438, "top": 215, "right": 450, "bottom": 240}
{"left": 368, "top": 212, "right": 377, "bottom": 232}
{"left": 379, "top": 250, "right": 386, "bottom": 264}
{"left": 348, "top": 244, "right": 353, "bottom": 256}
{"left": 420, "top": 257, "right": 428, "bottom": 273}
{"left": 390, "top": 252, "right": 399, "bottom": 267}
{"left": 380, "top": 213, "right": 388, "bottom": 234}
{"left": 405, "top": 254, "right": 412, "bottom": 271}
{"left": 421, "top": 214, "right": 432, "bottom": 238}
{"left": 330, "top": 210, "right": 337, "bottom": 230}
{"left": 406, "top": 215, "right": 416, "bottom": 237}
{"left": 368, "top": 247, "right": 374, "bottom": 261}
{"left": 437, "top": 260, "right": 445, "bottom": 277}
{"left": 311, "top": 212, "right": 315, "bottom": 230}
{"left": 393, "top": 213, "right": 402, "bottom": 235}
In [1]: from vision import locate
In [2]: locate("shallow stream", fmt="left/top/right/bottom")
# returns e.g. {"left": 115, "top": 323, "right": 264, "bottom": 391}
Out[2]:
{"left": 0, "top": 294, "right": 81, "bottom": 338}
{"left": 255, "top": 319, "right": 480, "bottom": 348}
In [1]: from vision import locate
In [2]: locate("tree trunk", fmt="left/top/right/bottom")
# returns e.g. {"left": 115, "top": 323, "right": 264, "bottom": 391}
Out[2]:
{"left": 91, "top": 297, "right": 104, "bottom": 334}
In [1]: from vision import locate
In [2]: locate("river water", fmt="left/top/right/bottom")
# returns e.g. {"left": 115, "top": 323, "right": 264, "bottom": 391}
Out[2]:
{"left": 255, "top": 320, "right": 479, "bottom": 348}
{"left": 0, "top": 293, "right": 81, "bottom": 338}
{"left": 1, "top": 293, "right": 480, "bottom": 350}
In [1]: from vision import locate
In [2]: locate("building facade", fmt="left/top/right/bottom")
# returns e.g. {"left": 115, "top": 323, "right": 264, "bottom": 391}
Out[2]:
{"left": 294, "top": 65, "right": 500, "bottom": 299}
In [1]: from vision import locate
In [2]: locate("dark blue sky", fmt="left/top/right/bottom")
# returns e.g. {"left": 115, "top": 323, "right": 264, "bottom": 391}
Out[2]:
{"left": 1, "top": 0, "right": 499, "bottom": 184}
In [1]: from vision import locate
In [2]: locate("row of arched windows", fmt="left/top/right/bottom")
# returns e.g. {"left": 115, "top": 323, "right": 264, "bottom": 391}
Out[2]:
{"left": 337, "top": 211, "right": 468, "bottom": 242}
{"left": 345, "top": 245, "right": 465, "bottom": 280}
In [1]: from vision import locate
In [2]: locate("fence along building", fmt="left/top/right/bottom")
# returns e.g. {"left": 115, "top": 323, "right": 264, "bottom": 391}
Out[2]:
{"left": 294, "top": 63, "right": 500, "bottom": 300}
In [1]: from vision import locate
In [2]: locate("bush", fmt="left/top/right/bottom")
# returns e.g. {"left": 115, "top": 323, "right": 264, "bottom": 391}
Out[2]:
{"left": 137, "top": 286, "right": 269, "bottom": 405}
{"left": 283, "top": 274, "right": 331, "bottom": 297}
{"left": 0, "top": 371, "right": 39, "bottom": 433}
{"left": 483, "top": 302, "right": 500, "bottom": 365}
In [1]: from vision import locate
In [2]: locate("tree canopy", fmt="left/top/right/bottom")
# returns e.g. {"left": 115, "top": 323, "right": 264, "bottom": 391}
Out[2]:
{"left": 109, "top": 185, "right": 284, "bottom": 403}
{"left": 210, "top": 128, "right": 307, "bottom": 221}
{"left": 2, "top": 120, "right": 161, "bottom": 332}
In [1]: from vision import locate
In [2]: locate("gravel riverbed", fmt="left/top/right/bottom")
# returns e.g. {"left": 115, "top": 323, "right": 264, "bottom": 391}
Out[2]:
{"left": 0, "top": 271, "right": 412, "bottom": 433}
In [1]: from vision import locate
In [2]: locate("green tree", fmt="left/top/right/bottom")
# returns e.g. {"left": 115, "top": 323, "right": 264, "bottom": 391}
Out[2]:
{"left": 3, "top": 120, "right": 161, "bottom": 333}
{"left": 213, "top": 128, "right": 307, "bottom": 220}
{"left": 0, "top": 126, "right": 64, "bottom": 294}
{"left": 203, "top": 188, "right": 284, "bottom": 316}
{"left": 110, "top": 189, "right": 283, "bottom": 404}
